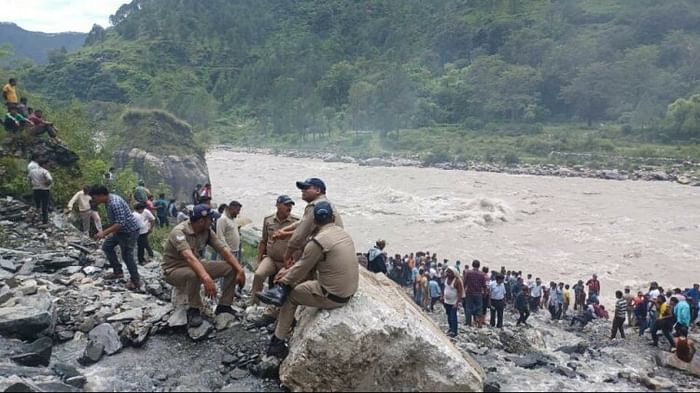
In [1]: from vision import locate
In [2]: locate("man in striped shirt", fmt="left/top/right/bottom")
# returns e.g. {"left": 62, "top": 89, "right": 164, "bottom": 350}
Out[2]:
{"left": 611, "top": 290, "right": 627, "bottom": 339}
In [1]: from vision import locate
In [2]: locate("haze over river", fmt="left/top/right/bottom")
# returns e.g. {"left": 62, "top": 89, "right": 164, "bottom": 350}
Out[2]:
{"left": 209, "top": 150, "right": 700, "bottom": 299}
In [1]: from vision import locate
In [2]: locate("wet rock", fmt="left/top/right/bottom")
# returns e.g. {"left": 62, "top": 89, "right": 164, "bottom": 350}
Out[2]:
{"left": 187, "top": 320, "right": 213, "bottom": 341}
{"left": 52, "top": 363, "right": 81, "bottom": 380}
{"left": 33, "top": 257, "right": 75, "bottom": 273}
{"left": 0, "top": 286, "right": 13, "bottom": 305}
{"left": 0, "top": 292, "right": 56, "bottom": 340}
{"left": 215, "top": 313, "right": 236, "bottom": 331}
{"left": 10, "top": 337, "right": 53, "bottom": 367}
{"left": 77, "top": 341, "right": 104, "bottom": 365}
{"left": 4, "top": 380, "right": 43, "bottom": 392}
{"left": 250, "top": 356, "right": 280, "bottom": 379}
{"left": 87, "top": 323, "right": 122, "bottom": 355}
{"left": 279, "top": 269, "right": 484, "bottom": 392}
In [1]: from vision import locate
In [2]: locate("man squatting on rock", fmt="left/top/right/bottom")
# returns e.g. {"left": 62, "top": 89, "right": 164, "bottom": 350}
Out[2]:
{"left": 257, "top": 201, "right": 359, "bottom": 357}
{"left": 161, "top": 204, "right": 246, "bottom": 328}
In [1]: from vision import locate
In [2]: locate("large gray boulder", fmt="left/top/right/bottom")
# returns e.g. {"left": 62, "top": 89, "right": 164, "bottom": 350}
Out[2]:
{"left": 0, "top": 291, "right": 56, "bottom": 340}
{"left": 279, "top": 269, "right": 484, "bottom": 392}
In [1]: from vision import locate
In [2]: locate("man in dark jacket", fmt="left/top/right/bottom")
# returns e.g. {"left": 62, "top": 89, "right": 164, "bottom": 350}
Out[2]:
{"left": 367, "top": 240, "right": 387, "bottom": 274}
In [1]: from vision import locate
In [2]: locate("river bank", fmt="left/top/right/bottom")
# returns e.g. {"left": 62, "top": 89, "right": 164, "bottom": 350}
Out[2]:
{"left": 213, "top": 145, "right": 700, "bottom": 185}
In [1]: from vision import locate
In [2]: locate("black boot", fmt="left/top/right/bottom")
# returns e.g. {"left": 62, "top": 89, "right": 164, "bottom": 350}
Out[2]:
{"left": 267, "top": 335, "right": 289, "bottom": 358}
{"left": 215, "top": 305, "right": 235, "bottom": 316}
{"left": 187, "top": 308, "right": 203, "bottom": 328}
{"left": 257, "top": 284, "right": 291, "bottom": 307}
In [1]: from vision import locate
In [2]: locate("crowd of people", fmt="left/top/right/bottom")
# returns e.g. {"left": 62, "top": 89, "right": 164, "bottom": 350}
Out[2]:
{"left": 3, "top": 78, "right": 60, "bottom": 145}
{"left": 366, "top": 248, "right": 698, "bottom": 360}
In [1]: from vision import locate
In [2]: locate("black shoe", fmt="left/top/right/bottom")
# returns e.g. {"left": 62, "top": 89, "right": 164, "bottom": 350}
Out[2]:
{"left": 267, "top": 335, "right": 289, "bottom": 359}
{"left": 215, "top": 305, "right": 235, "bottom": 316}
{"left": 257, "top": 284, "right": 291, "bottom": 307}
{"left": 187, "top": 308, "right": 203, "bottom": 328}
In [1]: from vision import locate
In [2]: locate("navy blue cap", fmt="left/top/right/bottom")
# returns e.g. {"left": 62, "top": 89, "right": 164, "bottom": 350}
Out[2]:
{"left": 276, "top": 195, "right": 295, "bottom": 205}
{"left": 190, "top": 204, "right": 214, "bottom": 220}
{"left": 314, "top": 201, "right": 333, "bottom": 221}
{"left": 296, "top": 178, "right": 326, "bottom": 194}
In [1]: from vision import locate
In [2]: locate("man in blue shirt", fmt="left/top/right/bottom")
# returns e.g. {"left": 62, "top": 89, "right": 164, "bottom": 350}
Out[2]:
{"left": 90, "top": 185, "right": 141, "bottom": 291}
{"left": 671, "top": 296, "right": 691, "bottom": 337}
{"left": 686, "top": 284, "right": 699, "bottom": 327}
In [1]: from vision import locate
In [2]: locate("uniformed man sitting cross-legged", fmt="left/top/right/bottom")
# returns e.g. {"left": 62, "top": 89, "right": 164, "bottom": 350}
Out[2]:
{"left": 162, "top": 204, "right": 246, "bottom": 328}
{"left": 257, "top": 202, "right": 359, "bottom": 358}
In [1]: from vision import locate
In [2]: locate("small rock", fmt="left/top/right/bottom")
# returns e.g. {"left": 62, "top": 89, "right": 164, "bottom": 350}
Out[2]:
{"left": 187, "top": 320, "right": 213, "bottom": 341}
{"left": 230, "top": 368, "right": 249, "bottom": 380}
{"left": 0, "top": 259, "right": 17, "bottom": 273}
{"left": 640, "top": 375, "right": 676, "bottom": 391}
{"left": 107, "top": 308, "right": 144, "bottom": 323}
{"left": 168, "top": 308, "right": 188, "bottom": 328}
{"left": 250, "top": 355, "right": 280, "bottom": 379}
{"left": 155, "top": 374, "right": 168, "bottom": 382}
{"left": 484, "top": 380, "right": 501, "bottom": 392}
{"left": 215, "top": 313, "right": 236, "bottom": 331}
{"left": 65, "top": 376, "right": 87, "bottom": 389}
{"left": 555, "top": 342, "right": 588, "bottom": 355}
{"left": 10, "top": 337, "right": 53, "bottom": 367}
{"left": 555, "top": 366, "right": 577, "bottom": 379}
{"left": 222, "top": 354, "right": 236, "bottom": 366}
{"left": 53, "top": 363, "right": 81, "bottom": 380}
{"left": 88, "top": 323, "right": 122, "bottom": 355}
{"left": 78, "top": 341, "right": 104, "bottom": 365}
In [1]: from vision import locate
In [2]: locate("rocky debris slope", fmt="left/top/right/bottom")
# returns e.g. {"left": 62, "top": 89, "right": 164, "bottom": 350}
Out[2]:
{"left": 426, "top": 299, "right": 700, "bottom": 392}
{"left": 280, "top": 269, "right": 484, "bottom": 392}
{"left": 0, "top": 197, "right": 280, "bottom": 392}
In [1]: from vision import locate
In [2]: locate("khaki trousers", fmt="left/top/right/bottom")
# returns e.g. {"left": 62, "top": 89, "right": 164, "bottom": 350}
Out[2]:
{"left": 252, "top": 256, "right": 284, "bottom": 305}
{"left": 165, "top": 262, "right": 235, "bottom": 310}
{"left": 79, "top": 210, "right": 102, "bottom": 235}
{"left": 274, "top": 280, "right": 343, "bottom": 339}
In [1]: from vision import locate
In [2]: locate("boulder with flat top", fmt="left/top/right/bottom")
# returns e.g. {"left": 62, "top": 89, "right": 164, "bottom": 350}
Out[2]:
{"left": 279, "top": 269, "right": 484, "bottom": 392}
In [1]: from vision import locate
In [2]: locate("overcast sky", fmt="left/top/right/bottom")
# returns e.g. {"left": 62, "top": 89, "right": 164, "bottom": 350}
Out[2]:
{"left": 3, "top": 0, "right": 127, "bottom": 33}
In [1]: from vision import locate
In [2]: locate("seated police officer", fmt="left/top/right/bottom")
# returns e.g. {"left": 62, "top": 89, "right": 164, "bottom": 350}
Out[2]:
{"left": 257, "top": 201, "right": 359, "bottom": 357}
{"left": 162, "top": 204, "right": 246, "bottom": 328}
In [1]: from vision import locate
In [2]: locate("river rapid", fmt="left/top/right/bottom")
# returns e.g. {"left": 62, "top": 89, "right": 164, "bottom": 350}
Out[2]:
{"left": 208, "top": 149, "right": 700, "bottom": 300}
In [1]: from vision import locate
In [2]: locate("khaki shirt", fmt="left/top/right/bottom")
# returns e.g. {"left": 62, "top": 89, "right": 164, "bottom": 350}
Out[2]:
{"left": 262, "top": 213, "right": 299, "bottom": 262}
{"left": 282, "top": 224, "right": 358, "bottom": 299}
{"left": 287, "top": 195, "right": 343, "bottom": 251}
{"left": 162, "top": 221, "right": 230, "bottom": 274}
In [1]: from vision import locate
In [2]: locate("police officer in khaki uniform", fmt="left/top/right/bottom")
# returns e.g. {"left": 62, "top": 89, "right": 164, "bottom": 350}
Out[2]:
{"left": 273, "top": 178, "right": 343, "bottom": 268}
{"left": 162, "top": 204, "right": 246, "bottom": 328}
{"left": 251, "top": 195, "right": 299, "bottom": 305}
{"left": 258, "top": 202, "right": 358, "bottom": 358}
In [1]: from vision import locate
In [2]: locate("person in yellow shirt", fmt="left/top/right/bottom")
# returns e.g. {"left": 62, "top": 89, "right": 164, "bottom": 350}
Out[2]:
{"left": 563, "top": 284, "right": 572, "bottom": 317}
{"left": 3, "top": 78, "right": 18, "bottom": 107}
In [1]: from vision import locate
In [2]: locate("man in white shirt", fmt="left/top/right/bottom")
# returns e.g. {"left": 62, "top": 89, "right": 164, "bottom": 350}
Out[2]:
{"left": 133, "top": 203, "right": 156, "bottom": 265}
{"left": 217, "top": 201, "right": 242, "bottom": 259}
{"left": 529, "top": 278, "right": 543, "bottom": 312}
{"left": 489, "top": 275, "right": 507, "bottom": 328}
{"left": 27, "top": 158, "right": 52, "bottom": 224}
{"left": 67, "top": 186, "right": 102, "bottom": 236}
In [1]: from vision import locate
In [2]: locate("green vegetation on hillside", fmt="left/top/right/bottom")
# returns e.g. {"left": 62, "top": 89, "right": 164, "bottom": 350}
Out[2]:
{"left": 9, "top": 0, "right": 700, "bottom": 165}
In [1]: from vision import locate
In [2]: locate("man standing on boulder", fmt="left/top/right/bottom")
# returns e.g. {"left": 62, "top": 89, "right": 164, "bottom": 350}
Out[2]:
{"left": 217, "top": 201, "right": 243, "bottom": 259}
{"left": 90, "top": 185, "right": 141, "bottom": 291}
{"left": 274, "top": 178, "right": 343, "bottom": 268}
{"left": 161, "top": 204, "right": 246, "bottom": 328}
{"left": 28, "top": 158, "right": 53, "bottom": 225}
{"left": 463, "top": 260, "right": 486, "bottom": 327}
{"left": 252, "top": 195, "right": 298, "bottom": 306}
{"left": 257, "top": 202, "right": 358, "bottom": 358}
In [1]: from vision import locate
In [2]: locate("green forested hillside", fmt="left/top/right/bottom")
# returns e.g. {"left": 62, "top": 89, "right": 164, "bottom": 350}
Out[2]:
{"left": 0, "top": 22, "right": 86, "bottom": 65}
{"left": 17, "top": 0, "right": 700, "bottom": 161}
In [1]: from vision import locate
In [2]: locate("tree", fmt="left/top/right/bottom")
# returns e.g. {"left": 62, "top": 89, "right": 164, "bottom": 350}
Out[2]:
{"left": 663, "top": 94, "right": 700, "bottom": 141}
{"left": 561, "top": 62, "right": 617, "bottom": 127}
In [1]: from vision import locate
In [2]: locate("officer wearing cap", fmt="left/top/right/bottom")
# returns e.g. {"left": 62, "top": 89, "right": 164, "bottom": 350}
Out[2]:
{"left": 257, "top": 201, "right": 358, "bottom": 358}
{"left": 274, "top": 178, "right": 344, "bottom": 268}
{"left": 162, "top": 204, "right": 246, "bottom": 329}
{"left": 252, "top": 195, "right": 299, "bottom": 306}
